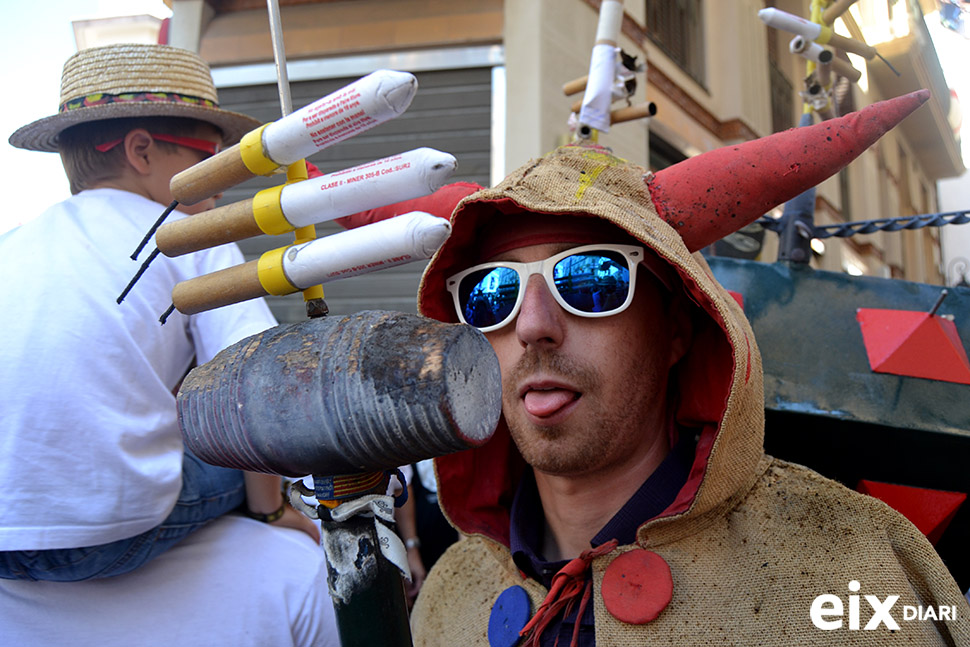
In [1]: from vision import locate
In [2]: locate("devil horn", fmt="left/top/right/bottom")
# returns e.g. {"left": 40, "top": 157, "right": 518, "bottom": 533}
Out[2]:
{"left": 646, "top": 89, "right": 930, "bottom": 252}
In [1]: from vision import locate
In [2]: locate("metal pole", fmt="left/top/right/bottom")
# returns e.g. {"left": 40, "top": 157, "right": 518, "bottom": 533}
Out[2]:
{"left": 262, "top": 2, "right": 412, "bottom": 644}
{"left": 320, "top": 506, "right": 413, "bottom": 647}
{"left": 266, "top": 0, "right": 293, "bottom": 117}
{"left": 265, "top": 0, "right": 328, "bottom": 318}
{"left": 929, "top": 289, "right": 948, "bottom": 317}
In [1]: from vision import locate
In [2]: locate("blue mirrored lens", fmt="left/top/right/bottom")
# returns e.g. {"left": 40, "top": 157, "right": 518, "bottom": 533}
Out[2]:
{"left": 459, "top": 266, "right": 520, "bottom": 328}
{"left": 553, "top": 251, "right": 630, "bottom": 313}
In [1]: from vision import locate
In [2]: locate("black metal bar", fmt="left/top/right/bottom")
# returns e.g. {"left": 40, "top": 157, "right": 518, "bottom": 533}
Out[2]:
{"left": 320, "top": 508, "right": 413, "bottom": 647}
{"left": 875, "top": 51, "right": 901, "bottom": 77}
{"left": 928, "top": 289, "right": 949, "bottom": 317}
{"left": 775, "top": 112, "right": 816, "bottom": 264}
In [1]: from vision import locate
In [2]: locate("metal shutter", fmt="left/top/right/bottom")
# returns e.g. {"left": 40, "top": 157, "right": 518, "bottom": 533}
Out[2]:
{"left": 215, "top": 66, "right": 492, "bottom": 323}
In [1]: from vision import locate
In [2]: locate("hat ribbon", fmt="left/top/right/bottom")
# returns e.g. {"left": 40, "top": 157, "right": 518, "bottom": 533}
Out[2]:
{"left": 60, "top": 91, "right": 218, "bottom": 114}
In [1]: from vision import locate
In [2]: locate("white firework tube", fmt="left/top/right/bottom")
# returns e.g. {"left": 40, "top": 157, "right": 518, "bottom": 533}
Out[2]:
{"left": 279, "top": 148, "right": 457, "bottom": 229}
{"left": 579, "top": 45, "right": 618, "bottom": 133}
{"left": 579, "top": 0, "right": 624, "bottom": 134}
{"left": 261, "top": 70, "right": 418, "bottom": 166}
{"left": 281, "top": 211, "right": 451, "bottom": 288}
{"left": 790, "top": 35, "right": 832, "bottom": 64}
{"left": 594, "top": 0, "right": 624, "bottom": 44}
{"left": 758, "top": 8, "right": 822, "bottom": 41}
{"left": 790, "top": 35, "right": 861, "bottom": 82}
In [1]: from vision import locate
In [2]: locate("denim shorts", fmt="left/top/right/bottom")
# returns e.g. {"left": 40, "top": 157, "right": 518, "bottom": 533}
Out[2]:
{"left": 0, "top": 448, "right": 245, "bottom": 581}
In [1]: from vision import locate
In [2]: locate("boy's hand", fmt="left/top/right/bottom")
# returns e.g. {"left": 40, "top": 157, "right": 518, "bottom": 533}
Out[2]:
{"left": 404, "top": 547, "right": 426, "bottom": 608}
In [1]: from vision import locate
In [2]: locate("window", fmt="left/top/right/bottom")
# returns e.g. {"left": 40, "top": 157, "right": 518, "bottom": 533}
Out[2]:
{"left": 648, "top": 133, "right": 687, "bottom": 172}
{"left": 646, "top": 0, "right": 705, "bottom": 87}
{"left": 768, "top": 57, "right": 794, "bottom": 133}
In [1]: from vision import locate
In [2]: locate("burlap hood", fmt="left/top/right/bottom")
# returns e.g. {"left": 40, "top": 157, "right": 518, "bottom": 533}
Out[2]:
{"left": 412, "top": 94, "right": 970, "bottom": 645}
{"left": 417, "top": 144, "right": 765, "bottom": 546}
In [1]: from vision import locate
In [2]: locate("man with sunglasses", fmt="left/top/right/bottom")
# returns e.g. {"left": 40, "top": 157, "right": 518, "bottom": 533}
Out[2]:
{"left": 409, "top": 95, "right": 968, "bottom": 646}
{"left": 0, "top": 46, "right": 336, "bottom": 644}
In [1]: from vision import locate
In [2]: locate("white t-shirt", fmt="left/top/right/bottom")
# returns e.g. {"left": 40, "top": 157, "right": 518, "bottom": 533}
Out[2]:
{"left": 0, "top": 189, "right": 277, "bottom": 550}
{"left": 0, "top": 514, "right": 340, "bottom": 647}
{"left": 415, "top": 459, "right": 438, "bottom": 493}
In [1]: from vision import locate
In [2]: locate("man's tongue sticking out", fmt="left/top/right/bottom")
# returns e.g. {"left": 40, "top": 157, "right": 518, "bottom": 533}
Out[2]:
{"left": 523, "top": 389, "right": 578, "bottom": 418}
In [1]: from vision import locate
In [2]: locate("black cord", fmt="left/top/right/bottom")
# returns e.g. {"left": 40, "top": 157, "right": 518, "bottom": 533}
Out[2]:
{"left": 117, "top": 247, "right": 160, "bottom": 304}
{"left": 131, "top": 200, "right": 178, "bottom": 260}
{"left": 159, "top": 303, "right": 176, "bottom": 325}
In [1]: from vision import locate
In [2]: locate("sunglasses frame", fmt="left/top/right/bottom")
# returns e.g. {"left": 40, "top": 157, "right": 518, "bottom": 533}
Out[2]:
{"left": 446, "top": 243, "right": 645, "bottom": 333}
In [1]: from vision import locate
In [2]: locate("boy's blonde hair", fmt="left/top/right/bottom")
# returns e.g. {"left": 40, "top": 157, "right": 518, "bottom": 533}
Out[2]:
{"left": 58, "top": 117, "right": 216, "bottom": 195}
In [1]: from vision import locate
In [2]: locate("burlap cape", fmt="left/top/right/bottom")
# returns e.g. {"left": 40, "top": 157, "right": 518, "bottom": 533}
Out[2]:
{"left": 410, "top": 145, "right": 970, "bottom": 645}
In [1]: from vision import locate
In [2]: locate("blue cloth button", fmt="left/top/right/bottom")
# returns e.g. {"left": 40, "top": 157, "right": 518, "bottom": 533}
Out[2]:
{"left": 488, "top": 585, "right": 531, "bottom": 647}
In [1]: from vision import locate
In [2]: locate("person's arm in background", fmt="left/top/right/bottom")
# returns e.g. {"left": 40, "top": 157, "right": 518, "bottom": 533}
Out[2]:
{"left": 244, "top": 472, "right": 320, "bottom": 543}
{"left": 394, "top": 480, "right": 426, "bottom": 608}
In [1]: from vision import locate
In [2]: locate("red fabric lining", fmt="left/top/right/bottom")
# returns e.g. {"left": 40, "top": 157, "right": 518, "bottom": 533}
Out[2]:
{"left": 478, "top": 215, "right": 632, "bottom": 260}
{"left": 435, "top": 422, "right": 524, "bottom": 547}
{"left": 474, "top": 213, "right": 676, "bottom": 291}
{"left": 651, "top": 266, "right": 735, "bottom": 520}
{"left": 659, "top": 268, "right": 736, "bottom": 518}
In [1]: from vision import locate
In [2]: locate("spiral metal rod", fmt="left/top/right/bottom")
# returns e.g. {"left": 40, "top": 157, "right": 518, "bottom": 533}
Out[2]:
{"left": 757, "top": 209, "right": 970, "bottom": 239}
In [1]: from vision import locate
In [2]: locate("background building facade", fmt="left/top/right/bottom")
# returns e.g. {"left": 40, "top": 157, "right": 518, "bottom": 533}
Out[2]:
{"left": 148, "top": 0, "right": 966, "bottom": 321}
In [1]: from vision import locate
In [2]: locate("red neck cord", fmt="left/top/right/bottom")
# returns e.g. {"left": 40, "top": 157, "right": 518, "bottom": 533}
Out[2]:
{"left": 519, "top": 538, "right": 619, "bottom": 647}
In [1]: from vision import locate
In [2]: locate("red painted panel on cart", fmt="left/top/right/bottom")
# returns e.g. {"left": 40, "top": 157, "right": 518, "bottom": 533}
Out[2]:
{"left": 857, "top": 479, "right": 967, "bottom": 545}
{"left": 856, "top": 308, "right": 970, "bottom": 384}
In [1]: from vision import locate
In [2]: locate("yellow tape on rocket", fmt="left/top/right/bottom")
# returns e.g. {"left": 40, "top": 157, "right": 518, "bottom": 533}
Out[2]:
{"left": 171, "top": 211, "right": 452, "bottom": 315}
{"left": 156, "top": 147, "right": 456, "bottom": 257}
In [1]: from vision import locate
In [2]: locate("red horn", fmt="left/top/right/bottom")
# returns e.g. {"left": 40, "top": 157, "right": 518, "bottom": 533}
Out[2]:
{"left": 646, "top": 89, "right": 930, "bottom": 252}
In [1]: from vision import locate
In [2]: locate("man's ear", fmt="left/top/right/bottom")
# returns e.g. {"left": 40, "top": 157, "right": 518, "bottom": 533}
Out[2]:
{"left": 666, "top": 291, "right": 693, "bottom": 369}
{"left": 122, "top": 129, "right": 155, "bottom": 176}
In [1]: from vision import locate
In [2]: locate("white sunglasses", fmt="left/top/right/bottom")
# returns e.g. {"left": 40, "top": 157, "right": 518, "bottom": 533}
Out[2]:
{"left": 446, "top": 243, "right": 645, "bottom": 332}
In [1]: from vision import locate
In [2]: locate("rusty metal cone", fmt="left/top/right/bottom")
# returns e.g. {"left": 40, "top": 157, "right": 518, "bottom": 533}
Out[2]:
{"left": 178, "top": 310, "right": 502, "bottom": 477}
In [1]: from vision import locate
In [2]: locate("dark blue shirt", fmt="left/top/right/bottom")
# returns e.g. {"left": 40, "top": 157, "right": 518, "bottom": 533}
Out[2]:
{"left": 508, "top": 435, "right": 695, "bottom": 647}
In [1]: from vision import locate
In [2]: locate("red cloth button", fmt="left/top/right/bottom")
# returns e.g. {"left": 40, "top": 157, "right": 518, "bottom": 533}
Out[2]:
{"left": 601, "top": 549, "right": 672, "bottom": 624}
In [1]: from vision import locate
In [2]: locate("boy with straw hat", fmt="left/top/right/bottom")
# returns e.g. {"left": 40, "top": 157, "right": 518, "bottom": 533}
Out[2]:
{"left": 0, "top": 43, "right": 319, "bottom": 582}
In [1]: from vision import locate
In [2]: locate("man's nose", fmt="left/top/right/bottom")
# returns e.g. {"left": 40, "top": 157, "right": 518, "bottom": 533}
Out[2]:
{"left": 515, "top": 274, "right": 565, "bottom": 348}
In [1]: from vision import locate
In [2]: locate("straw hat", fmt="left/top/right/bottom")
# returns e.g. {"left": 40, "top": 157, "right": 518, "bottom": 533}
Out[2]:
{"left": 9, "top": 43, "right": 262, "bottom": 152}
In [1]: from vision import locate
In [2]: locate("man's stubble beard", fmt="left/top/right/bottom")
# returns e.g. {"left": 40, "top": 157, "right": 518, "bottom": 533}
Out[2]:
{"left": 502, "top": 348, "right": 654, "bottom": 476}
